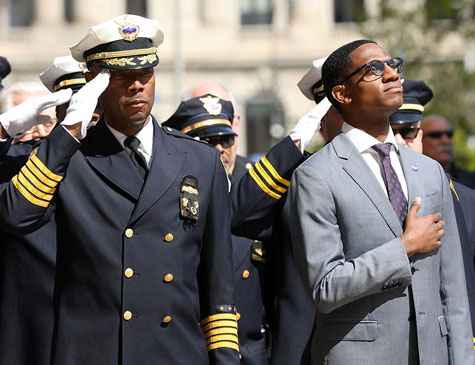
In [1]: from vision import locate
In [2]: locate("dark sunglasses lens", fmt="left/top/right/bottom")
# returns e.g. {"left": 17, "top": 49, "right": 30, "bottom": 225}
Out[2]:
{"left": 203, "top": 135, "right": 235, "bottom": 148}
{"left": 446, "top": 131, "right": 453, "bottom": 138}
{"left": 369, "top": 60, "right": 385, "bottom": 76}
{"left": 400, "top": 128, "right": 419, "bottom": 140}
{"left": 427, "top": 130, "right": 453, "bottom": 139}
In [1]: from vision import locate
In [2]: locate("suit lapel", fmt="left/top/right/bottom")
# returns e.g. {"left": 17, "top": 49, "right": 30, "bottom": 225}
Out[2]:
{"left": 129, "top": 119, "right": 186, "bottom": 223}
{"left": 82, "top": 119, "right": 143, "bottom": 200}
{"left": 398, "top": 145, "right": 424, "bottom": 214}
{"left": 332, "top": 134, "right": 403, "bottom": 237}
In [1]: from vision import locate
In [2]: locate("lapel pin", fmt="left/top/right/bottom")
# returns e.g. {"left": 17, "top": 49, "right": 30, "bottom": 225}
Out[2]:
{"left": 411, "top": 165, "right": 418, "bottom": 171}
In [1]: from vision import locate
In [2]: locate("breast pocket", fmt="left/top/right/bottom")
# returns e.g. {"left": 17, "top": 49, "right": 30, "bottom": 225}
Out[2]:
{"left": 322, "top": 320, "right": 378, "bottom": 342}
{"left": 423, "top": 189, "right": 441, "bottom": 211}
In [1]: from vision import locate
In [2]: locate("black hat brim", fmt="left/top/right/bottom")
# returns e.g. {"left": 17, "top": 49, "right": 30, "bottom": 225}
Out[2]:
{"left": 189, "top": 125, "right": 237, "bottom": 139}
{"left": 389, "top": 112, "right": 422, "bottom": 124}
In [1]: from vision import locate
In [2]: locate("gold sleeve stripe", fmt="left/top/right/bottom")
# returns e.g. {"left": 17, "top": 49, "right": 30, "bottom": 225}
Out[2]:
{"left": 255, "top": 161, "right": 287, "bottom": 193}
{"left": 201, "top": 320, "right": 238, "bottom": 332}
{"left": 249, "top": 167, "right": 281, "bottom": 200}
{"left": 261, "top": 156, "right": 290, "bottom": 187}
{"left": 207, "top": 341, "right": 239, "bottom": 352}
{"left": 200, "top": 313, "right": 237, "bottom": 326}
{"left": 206, "top": 334, "right": 239, "bottom": 346}
{"left": 449, "top": 179, "right": 459, "bottom": 201}
{"left": 12, "top": 175, "right": 49, "bottom": 208}
{"left": 17, "top": 172, "right": 55, "bottom": 201}
{"left": 30, "top": 155, "right": 63, "bottom": 182}
{"left": 25, "top": 160, "right": 57, "bottom": 188}
{"left": 203, "top": 327, "right": 238, "bottom": 338}
{"left": 21, "top": 165, "right": 55, "bottom": 191}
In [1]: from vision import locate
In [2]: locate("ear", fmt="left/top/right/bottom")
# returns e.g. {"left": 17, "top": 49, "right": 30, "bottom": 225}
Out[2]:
{"left": 85, "top": 72, "right": 94, "bottom": 82}
{"left": 332, "top": 84, "right": 352, "bottom": 106}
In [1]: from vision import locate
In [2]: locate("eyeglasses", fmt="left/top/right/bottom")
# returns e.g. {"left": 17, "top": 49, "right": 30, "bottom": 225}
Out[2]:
{"left": 424, "top": 130, "right": 454, "bottom": 139}
{"left": 341, "top": 57, "right": 404, "bottom": 84}
{"left": 393, "top": 126, "right": 420, "bottom": 140}
{"left": 201, "top": 135, "right": 235, "bottom": 148}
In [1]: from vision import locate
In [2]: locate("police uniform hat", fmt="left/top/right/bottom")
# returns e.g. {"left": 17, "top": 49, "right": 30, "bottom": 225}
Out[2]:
{"left": 390, "top": 79, "right": 434, "bottom": 124}
{"left": 70, "top": 14, "right": 164, "bottom": 71}
{"left": 298, "top": 57, "right": 327, "bottom": 103}
{"left": 163, "top": 94, "right": 236, "bottom": 138}
{"left": 39, "top": 55, "right": 87, "bottom": 93}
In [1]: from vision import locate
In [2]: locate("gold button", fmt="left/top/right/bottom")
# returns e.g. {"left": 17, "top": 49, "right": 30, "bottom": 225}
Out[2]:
{"left": 162, "top": 315, "right": 172, "bottom": 323}
{"left": 123, "top": 311, "right": 132, "bottom": 321}
{"left": 125, "top": 228, "right": 134, "bottom": 238}
{"left": 124, "top": 268, "right": 134, "bottom": 278}
{"left": 164, "top": 233, "right": 174, "bottom": 242}
{"left": 242, "top": 270, "right": 250, "bottom": 279}
{"left": 236, "top": 312, "right": 241, "bottom": 321}
{"left": 164, "top": 273, "right": 174, "bottom": 283}
{"left": 245, "top": 163, "right": 252, "bottom": 170}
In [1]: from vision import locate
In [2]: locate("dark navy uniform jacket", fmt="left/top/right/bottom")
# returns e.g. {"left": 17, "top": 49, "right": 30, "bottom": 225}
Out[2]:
{"left": 0, "top": 118, "right": 239, "bottom": 365}
{"left": 231, "top": 155, "right": 268, "bottom": 365}
{"left": 230, "top": 136, "right": 314, "bottom": 364}
{"left": 450, "top": 177, "right": 475, "bottom": 339}
{"left": 0, "top": 139, "right": 55, "bottom": 365}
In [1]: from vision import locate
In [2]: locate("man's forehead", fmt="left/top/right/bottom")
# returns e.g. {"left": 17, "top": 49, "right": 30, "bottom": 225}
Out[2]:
{"left": 350, "top": 43, "right": 390, "bottom": 64}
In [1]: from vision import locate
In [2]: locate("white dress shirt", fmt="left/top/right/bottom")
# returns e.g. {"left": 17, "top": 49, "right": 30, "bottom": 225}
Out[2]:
{"left": 106, "top": 117, "right": 153, "bottom": 168}
{"left": 342, "top": 122, "right": 408, "bottom": 200}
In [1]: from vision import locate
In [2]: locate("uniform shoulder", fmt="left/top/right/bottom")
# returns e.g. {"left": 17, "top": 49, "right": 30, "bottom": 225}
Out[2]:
{"left": 160, "top": 125, "right": 215, "bottom": 149}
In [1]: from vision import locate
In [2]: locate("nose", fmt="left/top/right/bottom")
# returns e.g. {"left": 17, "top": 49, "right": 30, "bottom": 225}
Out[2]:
{"left": 128, "top": 78, "right": 145, "bottom": 93}
{"left": 215, "top": 143, "right": 225, "bottom": 154}
{"left": 382, "top": 63, "right": 400, "bottom": 82}
{"left": 440, "top": 133, "right": 453, "bottom": 145}
{"left": 32, "top": 124, "right": 49, "bottom": 139}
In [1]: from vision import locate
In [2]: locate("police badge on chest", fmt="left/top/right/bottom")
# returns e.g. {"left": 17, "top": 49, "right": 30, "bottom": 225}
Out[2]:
{"left": 180, "top": 175, "right": 199, "bottom": 223}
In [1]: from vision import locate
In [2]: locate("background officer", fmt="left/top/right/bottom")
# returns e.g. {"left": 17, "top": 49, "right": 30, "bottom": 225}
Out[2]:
{"left": 0, "top": 54, "right": 85, "bottom": 365}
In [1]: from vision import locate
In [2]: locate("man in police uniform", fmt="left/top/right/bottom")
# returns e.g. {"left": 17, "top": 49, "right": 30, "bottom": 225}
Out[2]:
{"left": 0, "top": 15, "right": 239, "bottom": 365}
{"left": 0, "top": 55, "right": 85, "bottom": 365}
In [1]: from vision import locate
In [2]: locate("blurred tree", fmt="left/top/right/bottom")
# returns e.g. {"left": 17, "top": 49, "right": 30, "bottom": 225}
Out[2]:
{"left": 358, "top": 0, "right": 475, "bottom": 169}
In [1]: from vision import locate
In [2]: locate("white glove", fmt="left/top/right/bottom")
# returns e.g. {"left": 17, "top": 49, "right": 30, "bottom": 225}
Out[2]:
{"left": 61, "top": 69, "right": 110, "bottom": 139}
{"left": 0, "top": 88, "right": 73, "bottom": 137}
{"left": 289, "top": 97, "right": 332, "bottom": 152}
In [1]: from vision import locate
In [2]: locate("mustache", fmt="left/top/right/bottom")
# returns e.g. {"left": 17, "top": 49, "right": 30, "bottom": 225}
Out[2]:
{"left": 125, "top": 94, "right": 146, "bottom": 103}
{"left": 436, "top": 145, "right": 452, "bottom": 154}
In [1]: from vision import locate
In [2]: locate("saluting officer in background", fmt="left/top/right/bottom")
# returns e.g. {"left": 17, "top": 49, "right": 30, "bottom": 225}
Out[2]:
{"left": 0, "top": 55, "right": 84, "bottom": 365}
{"left": 0, "top": 14, "right": 239, "bottom": 365}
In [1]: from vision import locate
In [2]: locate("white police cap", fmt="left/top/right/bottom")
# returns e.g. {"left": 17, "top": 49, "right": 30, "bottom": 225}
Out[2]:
{"left": 297, "top": 57, "right": 327, "bottom": 101}
{"left": 39, "top": 55, "right": 87, "bottom": 93}
{"left": 70, "top": 14, "right": 164, "bottom": 70}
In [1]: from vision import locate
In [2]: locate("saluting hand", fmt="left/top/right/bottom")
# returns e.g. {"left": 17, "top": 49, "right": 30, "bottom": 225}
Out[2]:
{"left": 61, "top": 69, "right": 110, "bottom": 139}
{"left": 400, "top": 197, "right": 444, "bottom": 257}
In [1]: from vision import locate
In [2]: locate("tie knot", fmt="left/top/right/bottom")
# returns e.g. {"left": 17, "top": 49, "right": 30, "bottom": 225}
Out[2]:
{"left": 124, "top": 136, "right": 141, "bottom": 151}
{"left": 372, "top": 143, "right": 392, "bottom": 157}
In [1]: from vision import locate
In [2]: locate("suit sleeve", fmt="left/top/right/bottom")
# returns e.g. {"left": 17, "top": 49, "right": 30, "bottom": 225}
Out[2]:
{"left": 198, "top": 149, "right": 240, "bottom": 364}
{"left": 290, "top": 164, "right": 412, "bottom": 314}
{"left": 230, "top": 136, "right": 305, "bottom": 240}
{"left": 438, "top": 169, "right": 475, "bottom": 363}
{"left": 0, "top": 126, "right": 80, "bottom": 235}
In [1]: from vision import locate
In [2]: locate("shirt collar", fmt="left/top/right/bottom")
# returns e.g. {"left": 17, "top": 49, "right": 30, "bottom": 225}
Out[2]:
{"left": 106, "top": 116, "right": 154, "bottom": 157}
{"left": 342, "top": 122, "right": 399, "bottom": 153}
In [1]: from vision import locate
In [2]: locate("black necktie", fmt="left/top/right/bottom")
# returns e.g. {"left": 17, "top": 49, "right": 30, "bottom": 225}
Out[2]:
{"left": 124, "top": 136, "right": 148, "bottom": 179}
{"left": 372, "top": 143, "right": 408, "bottom": 225}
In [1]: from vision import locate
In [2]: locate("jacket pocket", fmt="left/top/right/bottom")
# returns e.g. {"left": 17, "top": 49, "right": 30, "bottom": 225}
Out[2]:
{"left": 322, "top": 320, "right": 378, "bottom": 342}
{"left": 438, "top": 315, "right": 448, "bottom": 336}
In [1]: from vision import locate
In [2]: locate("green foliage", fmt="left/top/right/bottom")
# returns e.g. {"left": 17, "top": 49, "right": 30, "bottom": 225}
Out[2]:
{"left": 358, "top": 0, "right": 475, "bottom": 169}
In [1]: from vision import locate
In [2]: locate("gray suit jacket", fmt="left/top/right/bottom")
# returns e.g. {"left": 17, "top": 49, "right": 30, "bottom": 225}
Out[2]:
{"left": 290, "top": 133, "right": 474, "bottom": 365}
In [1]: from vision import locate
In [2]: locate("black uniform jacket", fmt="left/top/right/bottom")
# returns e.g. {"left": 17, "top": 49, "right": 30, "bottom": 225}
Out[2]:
{"left": 450, "top": 177, "right": 475, "bottom": 338}
{"left": 0, "top": 118, "right": 239, "bottom": 365}
{"left": 0, "top": 138, "right": 56, "bottom": 365}
{"left": 229, "top": 137, "right": 315, "bottom": 364}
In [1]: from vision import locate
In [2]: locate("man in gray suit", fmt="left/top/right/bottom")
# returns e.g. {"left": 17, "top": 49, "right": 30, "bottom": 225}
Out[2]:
{"left": 290, "top": 39, "right": 474, "bottom": 364}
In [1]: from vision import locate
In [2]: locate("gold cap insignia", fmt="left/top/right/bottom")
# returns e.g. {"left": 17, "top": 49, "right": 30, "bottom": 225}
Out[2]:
{"left": 200, "top": 96, "right": 222, "bottom": 116}
{"left": 116, "top": 16, "right": 140, "bottom": 42}
{"left": 79, "top": 62, "right": 88, "bottom": 73}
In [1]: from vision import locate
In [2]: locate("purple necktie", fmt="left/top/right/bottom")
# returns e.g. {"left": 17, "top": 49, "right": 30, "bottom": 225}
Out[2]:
{"left": 372, "top": 143, "right": 407, "bottom": 225}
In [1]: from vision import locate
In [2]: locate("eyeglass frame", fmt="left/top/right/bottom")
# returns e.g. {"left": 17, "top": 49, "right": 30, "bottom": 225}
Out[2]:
{"left": 340, "top": 57, "right": 405, "bottom": 84}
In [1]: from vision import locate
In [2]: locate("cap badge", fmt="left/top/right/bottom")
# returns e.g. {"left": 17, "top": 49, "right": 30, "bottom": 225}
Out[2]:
{"left": 200, "top": 96, "right": 222, "bottom": 116}
{"left": 116, "top": 17, "right": 140, "bottom": 42}
{"left": 79, "top": 62, "right": 88, "bottom": 74}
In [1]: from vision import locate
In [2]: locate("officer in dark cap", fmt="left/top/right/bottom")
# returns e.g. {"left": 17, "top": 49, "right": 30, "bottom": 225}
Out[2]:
{"left": 0, "top": 56, "right": 11, "bottom": 91}
{"left": 389, "top": 78, "right": 475, "bottom": 341}
{"left": 389, "top": 78, "right": 433, "bottom": 153}
{"left": 0, "top": 14, "right": 239, "bottom": 365}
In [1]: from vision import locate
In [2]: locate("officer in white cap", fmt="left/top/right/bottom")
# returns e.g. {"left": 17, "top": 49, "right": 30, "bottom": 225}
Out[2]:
{"left": 0, "top": 14, "right": 239, "bottom": 365}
